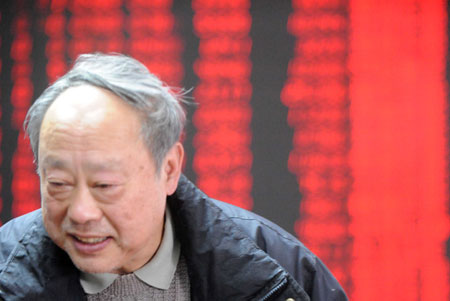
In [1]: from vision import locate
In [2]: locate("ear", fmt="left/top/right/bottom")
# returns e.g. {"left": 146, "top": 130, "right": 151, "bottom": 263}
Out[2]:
{"left": 162, "top": 142, "right": 184, "bottom": 195}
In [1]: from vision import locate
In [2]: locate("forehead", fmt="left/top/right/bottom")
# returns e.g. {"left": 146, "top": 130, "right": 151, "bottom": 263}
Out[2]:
{"left": 45, "top": 85, "right": 139, "bottom": 126}
{"left": 38, "top": 85, "right": 148, "bottom": 164}
{"left": 41, "top": 154, "right": 123, "bottom": 170}
{"left": 40, "top": 85, "right": 144, "bottom": 139}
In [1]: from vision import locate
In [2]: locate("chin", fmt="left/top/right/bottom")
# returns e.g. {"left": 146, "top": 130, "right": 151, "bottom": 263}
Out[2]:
{"left": 71, "top": 257, "right": 118, "bottom": 274}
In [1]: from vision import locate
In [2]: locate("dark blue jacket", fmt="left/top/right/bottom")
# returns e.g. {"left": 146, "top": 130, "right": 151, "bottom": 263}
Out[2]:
{"left": 0, "top": 175, "right": 348, "bottom": 300}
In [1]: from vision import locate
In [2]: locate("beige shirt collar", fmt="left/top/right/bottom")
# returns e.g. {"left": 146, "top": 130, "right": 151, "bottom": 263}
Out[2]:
{"left": 79, "top": 207, "right": 180, "bottom": 294}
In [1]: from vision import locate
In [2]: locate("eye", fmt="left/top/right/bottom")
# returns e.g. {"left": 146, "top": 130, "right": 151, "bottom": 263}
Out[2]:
{"left": 95, "top": 183, "right": 114, "bottom": 189}
{"left": 48, "top": 181, "right": 66, "bottom": 187}
{"left": 47, "top": 180, "right": 72, "bottom": 195}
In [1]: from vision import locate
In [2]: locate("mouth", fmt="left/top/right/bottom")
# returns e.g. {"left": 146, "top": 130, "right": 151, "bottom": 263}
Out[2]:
{"left": 73, "top": 235, "right": 109, "bottom": 244}
{"left": 70, "top": 234, "right": 112, "bottom": 254}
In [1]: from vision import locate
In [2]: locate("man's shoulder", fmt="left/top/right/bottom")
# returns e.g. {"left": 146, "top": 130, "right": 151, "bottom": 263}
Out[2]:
{"left": 172, "top": 176, "right": 348, "bottom": 299}
{"left": 0, "top": 210, "right": 45, "bottom": 269}
{"left": 173, "top": 175, "right": 315, "bottom": 266}
{"left": 209, "top": 198, "right": 319, "bottom": 274}
{"left": 211, "top": 199, "right": 310, "bottom": 254}
{"left": 209, "top": 197, "right": 349, "bottom": 300}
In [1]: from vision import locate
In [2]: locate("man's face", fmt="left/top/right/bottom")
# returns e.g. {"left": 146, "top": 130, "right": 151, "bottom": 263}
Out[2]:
{"left": 38, "top": 85, "right": 182, "bottom": 274}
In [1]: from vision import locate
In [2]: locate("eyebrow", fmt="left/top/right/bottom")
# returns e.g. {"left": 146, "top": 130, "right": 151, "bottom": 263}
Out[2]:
{"left": 41, "top": 156, "right": 68, "bottom": 170}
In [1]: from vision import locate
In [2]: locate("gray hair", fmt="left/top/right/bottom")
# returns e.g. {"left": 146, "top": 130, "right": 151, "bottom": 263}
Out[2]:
{"left": 24, "top": 53, "right": 186, "bottom": 172}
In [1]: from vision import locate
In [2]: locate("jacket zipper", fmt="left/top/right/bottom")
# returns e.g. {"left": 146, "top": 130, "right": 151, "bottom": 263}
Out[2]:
{"left": 260, "top": 277, "right": 288, "bottom": 301}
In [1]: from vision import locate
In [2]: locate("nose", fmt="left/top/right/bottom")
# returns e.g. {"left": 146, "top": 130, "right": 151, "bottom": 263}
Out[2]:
{"left": 67, "top": 185, "right": 102, "bottom": 225}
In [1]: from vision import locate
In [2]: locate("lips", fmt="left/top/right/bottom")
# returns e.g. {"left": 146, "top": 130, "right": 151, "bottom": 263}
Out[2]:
{"left": 74, "top": 235, "right": 108, "bottom": 244}
{"left": 70, "top": 234, "right": 112, "bottom": 254}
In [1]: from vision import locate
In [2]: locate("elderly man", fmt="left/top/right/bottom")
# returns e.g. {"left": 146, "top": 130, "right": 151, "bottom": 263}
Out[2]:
{"left": 0, "top": 53, "right": 347, "bottom": 300}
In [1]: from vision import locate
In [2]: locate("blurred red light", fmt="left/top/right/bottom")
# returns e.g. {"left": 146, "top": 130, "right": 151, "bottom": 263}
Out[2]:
{"left": 283, "top": 0, "right": 352, "bottom": 293}
{"left": 192, "top": 0, "right": 253, "bottom": 209}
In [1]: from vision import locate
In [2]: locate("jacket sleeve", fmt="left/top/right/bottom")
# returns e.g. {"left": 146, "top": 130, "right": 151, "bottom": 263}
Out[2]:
{"left": 218, "top": 201, "right": 348, "bottom": 300}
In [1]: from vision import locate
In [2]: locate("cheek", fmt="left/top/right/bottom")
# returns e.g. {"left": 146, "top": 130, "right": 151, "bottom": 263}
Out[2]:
{"left": 131, "top": 176, "right": 166, "bottom": 212}
{"left": 112, "top": 188, "right": 165, "bottom": 238}
{"left": 42, "top": 198, "right": 67, "bottom": 248}
{"left": 42, "top": 196, "right": 66, "bottom": 230}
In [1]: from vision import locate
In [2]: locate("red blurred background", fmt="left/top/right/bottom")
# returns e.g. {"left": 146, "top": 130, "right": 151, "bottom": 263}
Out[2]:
{"left": 0, "top": 0, "right": 448, "bottom": 299}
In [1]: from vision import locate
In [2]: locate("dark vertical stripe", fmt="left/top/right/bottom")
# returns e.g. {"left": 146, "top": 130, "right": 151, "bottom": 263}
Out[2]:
{"left": 0, "top": 1, "right": 20, "bottom": 223}
{"left": 172, "top": 1, "right": 198, "bottom": 182}
{"left": 250, "top": 0, "right": 299, "bottom": 236}
{"left": 30, "top": 2, "right": 48, "bottom": 99}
